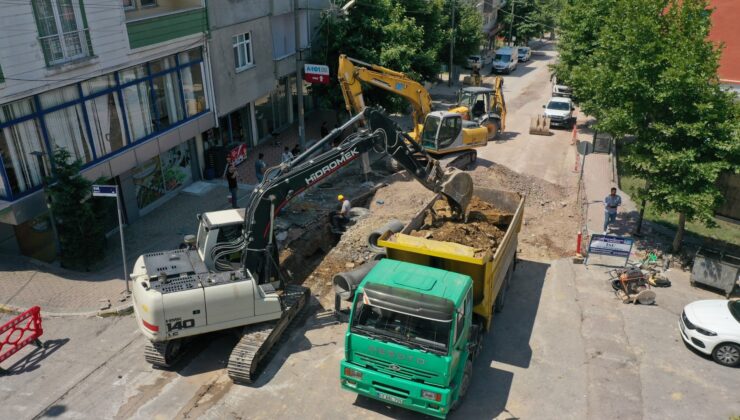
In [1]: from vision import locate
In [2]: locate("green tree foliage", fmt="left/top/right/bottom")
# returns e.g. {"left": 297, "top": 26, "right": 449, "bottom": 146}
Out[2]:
{"left": 310, "top": 0, "right": 481, "bottom": 113}
{"left": 46, "top": 149, "right": 106, "bottom": 270}
{"left": 499, "top": 0, "right": 552, "bottom": 45}
{"left": 554, "top": 0, "right": 615, "bottom": 86}
{"left": 566, "top": 0, "right": 740, "bottom": 250}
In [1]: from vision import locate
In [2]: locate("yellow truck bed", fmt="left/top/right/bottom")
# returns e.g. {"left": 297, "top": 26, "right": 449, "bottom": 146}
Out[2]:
{"left": 378, "top": 187, "right": 524, "bottom": 330}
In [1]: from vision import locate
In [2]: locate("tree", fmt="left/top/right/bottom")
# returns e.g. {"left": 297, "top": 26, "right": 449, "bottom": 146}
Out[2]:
{"left": 499, "top": 0, "right": 551, "bottom": 45}
{"left": 46, "top": 149, "right": 106, "bottom": 270}
{"left": 309, "top": 0, "right": 482, "bottom": 113}
{"left": 572, "top": 0, "right": 740, "bottom": 251}
{"left": 554, "top": 0, "right": 616, "bottom": 88}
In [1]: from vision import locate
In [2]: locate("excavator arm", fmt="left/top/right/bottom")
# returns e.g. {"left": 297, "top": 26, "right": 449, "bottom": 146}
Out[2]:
{"left": 211, "top": 107, "right": 473, "bottom": 283}
{"left": 338, "top": 55, "right": 433, "bottom": 139}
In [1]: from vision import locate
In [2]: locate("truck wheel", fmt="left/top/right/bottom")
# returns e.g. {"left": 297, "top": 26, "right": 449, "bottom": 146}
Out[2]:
{"left": 495, "top": 264, "right": 512, "bottom": 313}
{"left": 451, "top": 359, "right": 472, "bottom": 411}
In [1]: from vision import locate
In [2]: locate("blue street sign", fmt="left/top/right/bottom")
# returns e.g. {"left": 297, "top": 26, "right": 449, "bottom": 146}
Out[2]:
{"left": 92, "top": 184, "right": 118, "bottom": 197}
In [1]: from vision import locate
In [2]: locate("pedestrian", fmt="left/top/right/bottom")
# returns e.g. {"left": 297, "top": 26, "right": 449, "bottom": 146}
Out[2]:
{"left": 224, "top": 159, "right": 240, "bottom": 208}
{"left": 255, "top": 153, "right": 267, "bottom": 183}
{"left": 603, "top": 187, "right": 622, "bottom": 234}
{"left": 291, "top": 144, "right": 301, "bottom": 157}
{"left": 281, "top": 146, "right": 293, "bottom": 163}
{"left": 331, "top": 194, "right": 352, "bottom": 232}
{"left": 320, "top": 121, "right": 329, "bottom": 138}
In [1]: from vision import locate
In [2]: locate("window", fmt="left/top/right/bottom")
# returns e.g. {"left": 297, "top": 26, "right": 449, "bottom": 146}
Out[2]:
{"left": 140, "top": 0, "right": 156, "bottom": 7}
{"left": 233, "top": 32, "right": 253, "bottom": 71}
{"left": 0, "top": 100, "right": 48, "bottom": 198}
{"left": 39, "top": 86, "right": 93, "bottom": 163}
{"left": 455, "top": 301, "right": 465, "bottom": 343}
{"left": 121, "top": 0, "right": 134, "bottom": 9}
{"left": 151, "top": 72, "right": 184, "bottom": 129}
{"left": 438, "top": 116, "right": 461, "bottom": 148}
{"left": 32, "top": 0, "right": 92, "bottom": 66}
{"left": 121, "top": 81, "right": 154, "bottom": 141}
{"left": 85, "top": 91, "right": 126, "bottom": 156}
{"left": 181, "top": 62, "right": 206, "bottom": 117}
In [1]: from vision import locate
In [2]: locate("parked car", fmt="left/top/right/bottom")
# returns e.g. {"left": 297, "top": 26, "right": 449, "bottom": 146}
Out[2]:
{"left": 466, "top": 55, "right": 482, "bottom": 70}
{"left": 517, "top": 47, "right": 531, "bottom": 62}
{"left": 491, "top": 47, "right": 519, "bottom": 74}
{"left": 542, "top": 97, "right": 575, "bottom": 128}
{"left": 551, "top": 76, "right": 573, "bottom": 97}
{"left": 680, "top": 299, "right": 740, "bottom": 367}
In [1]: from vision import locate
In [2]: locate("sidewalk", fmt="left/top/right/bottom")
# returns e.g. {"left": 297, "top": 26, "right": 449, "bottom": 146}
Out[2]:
{"left": 0, "top": 109, "right": 382, "bottom": 317}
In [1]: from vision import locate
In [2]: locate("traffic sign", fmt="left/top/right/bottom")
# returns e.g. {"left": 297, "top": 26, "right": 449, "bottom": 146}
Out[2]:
{"left": 92, "top": 185, "right": 118, "bottom": 197}
{"left": 304, "top": 63, "right": 330, "bottom": 85}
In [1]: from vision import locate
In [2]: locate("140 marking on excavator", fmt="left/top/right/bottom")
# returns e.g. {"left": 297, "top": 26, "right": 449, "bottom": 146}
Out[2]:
{"left": 167, "top": 318, "right": 195, "bottom": 334}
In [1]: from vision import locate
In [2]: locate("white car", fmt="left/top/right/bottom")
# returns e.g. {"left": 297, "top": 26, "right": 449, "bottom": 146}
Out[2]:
{"left": 542, "top": 97, "right": 575, "bottom": 129}
{"left": 517, "top": 47, "right": 531, "bottom": 62}
{"left": 466, "top": 55, "right": 482, "bottom": 70}
{"left": 680, "top": 299, "right": 740, "bottom": 367}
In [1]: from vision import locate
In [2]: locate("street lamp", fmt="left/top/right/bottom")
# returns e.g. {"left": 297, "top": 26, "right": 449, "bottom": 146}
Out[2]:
{"left": 30, "top": 150, "right": 61, "bottom": 260}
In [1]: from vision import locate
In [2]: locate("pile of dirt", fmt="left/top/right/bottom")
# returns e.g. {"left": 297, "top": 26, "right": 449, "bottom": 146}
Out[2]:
{"left": 471, "top": 162, "right": 579, "bottom": 260}
{"left": 300, "top": 172, "right": 436, "bottom": 307}
{"left": 409, "top": 196, "right": 511, "bottom": 256}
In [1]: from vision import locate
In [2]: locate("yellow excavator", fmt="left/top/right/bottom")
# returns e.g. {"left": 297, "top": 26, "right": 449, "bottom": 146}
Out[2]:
{"left": 337, "top": 55, "right": 506, "bottom": 156}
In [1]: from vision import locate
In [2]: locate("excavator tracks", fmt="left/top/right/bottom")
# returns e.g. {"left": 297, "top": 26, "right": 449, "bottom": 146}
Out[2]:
{"left": 144, "top": 339, "right": 184, "bottom": 368}
{"left": 227, "top": 284, "right": 309, "bottom": 384}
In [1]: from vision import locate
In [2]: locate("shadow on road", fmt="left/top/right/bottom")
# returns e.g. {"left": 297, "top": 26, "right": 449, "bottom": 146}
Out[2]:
{"left": 1, "top": 338, "right": 69, "bottom": 375}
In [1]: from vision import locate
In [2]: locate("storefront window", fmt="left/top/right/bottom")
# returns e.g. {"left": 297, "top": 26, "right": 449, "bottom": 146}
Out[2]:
{"left": 122, "top": 81, "right": 154, "bottom": 141}
{"left": 273, "top": 77, "right": 290, "bottom": 129}
{"left": 161, "top": 142, "right": 192, "bottom": 192}
{"left": 181, "top": 63, "right": 206, "bottom": 117}
{"left": 132, "top": 155, "right": 163, "bottom": 209}
{"left": 254, "top": 94, "right": 274, "bottom": 140}
{"left": 132, "top": 142, "right": 192, "bottom": 210}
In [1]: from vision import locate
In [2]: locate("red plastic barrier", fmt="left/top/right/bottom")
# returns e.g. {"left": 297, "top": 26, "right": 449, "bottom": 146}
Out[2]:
{"left": 0, "top": 306, "right": 43, "bottom": 364}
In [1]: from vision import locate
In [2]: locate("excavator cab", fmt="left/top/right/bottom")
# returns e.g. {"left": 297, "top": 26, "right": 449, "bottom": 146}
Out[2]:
{"left": 421, "top": 113, "right": 463, "bottom": 151}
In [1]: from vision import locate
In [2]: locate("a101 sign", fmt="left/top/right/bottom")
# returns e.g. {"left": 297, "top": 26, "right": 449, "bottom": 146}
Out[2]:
{"left": 304, "top": 64, "right": 330, "bottom": 85}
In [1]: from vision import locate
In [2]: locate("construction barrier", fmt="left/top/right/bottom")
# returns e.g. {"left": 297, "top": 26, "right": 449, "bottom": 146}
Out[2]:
{"left": 0, "top": 306, "right": 44, "bottom": 365}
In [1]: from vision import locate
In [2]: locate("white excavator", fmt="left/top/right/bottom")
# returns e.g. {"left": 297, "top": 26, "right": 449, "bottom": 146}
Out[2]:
{"left": 130, "top": 107, "right": 474, "bottom": 384}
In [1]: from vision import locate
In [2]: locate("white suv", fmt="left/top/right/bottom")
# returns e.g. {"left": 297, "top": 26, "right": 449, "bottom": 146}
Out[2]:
{"left": 542, "top": 97, "right": 575, "bottom": 129}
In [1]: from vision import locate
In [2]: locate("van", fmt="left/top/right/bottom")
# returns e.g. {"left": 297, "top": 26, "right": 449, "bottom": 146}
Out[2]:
{"left": 491, "top": 47, "right": 519, "bottom": 74}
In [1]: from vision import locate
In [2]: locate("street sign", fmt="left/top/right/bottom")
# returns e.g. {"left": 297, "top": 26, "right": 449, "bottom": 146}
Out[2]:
{"left": 92, "top": 185, "right": 118, "bottom": 197}
{"left": 304, "top": 63, "right": 330, "bottom": 85}
{"left": 585, "top": 234, "right": 634, "bottom": 266}
{"left": 91, "top": 184, "right": 129, "bottom": 294}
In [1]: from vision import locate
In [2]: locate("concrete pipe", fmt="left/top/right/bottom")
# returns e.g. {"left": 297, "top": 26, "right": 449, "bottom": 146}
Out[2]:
{"left": 333, "top": 260, "right": 380, "bottom": 301}
{"left": 367, "top": 219, "right": 404, "bottom": 253}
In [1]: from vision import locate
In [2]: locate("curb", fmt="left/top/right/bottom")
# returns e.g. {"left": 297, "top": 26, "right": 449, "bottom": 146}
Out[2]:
{"left": 0, "top": 302, "right": 133, "bottom": 319}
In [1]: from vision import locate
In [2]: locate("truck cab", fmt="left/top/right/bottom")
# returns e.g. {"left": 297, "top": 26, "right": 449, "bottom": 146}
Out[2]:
{"left": 340, "top": 258, "right": 475, "bottom": 418}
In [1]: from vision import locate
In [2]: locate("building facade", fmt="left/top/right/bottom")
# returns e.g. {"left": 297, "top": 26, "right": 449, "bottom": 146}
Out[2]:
{"left": 201, "top": 0, "right": 327, "bottom": 179}
{"left": 0, "top": 0, "right": 215, "bottom": 260}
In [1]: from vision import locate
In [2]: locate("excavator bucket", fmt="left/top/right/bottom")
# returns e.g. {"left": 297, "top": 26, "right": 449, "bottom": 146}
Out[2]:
{"left": 529, "top": 114, "right": 552, "bottom": 136}
{"left": 440, "top": 168, "right": 473, "bottom": 218}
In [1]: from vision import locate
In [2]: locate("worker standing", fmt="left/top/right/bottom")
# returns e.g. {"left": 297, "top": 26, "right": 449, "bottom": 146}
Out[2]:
{"left": 331, "top": 194, "right": 351, "bottom": 232}
{"left": 603, "top": 187, "right": 622, "bottom": 234}
{"left": 281, "top": 146, "right": 293, "bottom": 163}
{"left": 224, "top": 159, "right": 241, "bottom": 208}
{"left": 255, "top": 153, "right": 267, "bottom": 183}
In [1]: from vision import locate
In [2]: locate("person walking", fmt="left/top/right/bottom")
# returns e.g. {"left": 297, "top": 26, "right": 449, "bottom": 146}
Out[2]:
{"left": 255, "top": 153, "right": 267, "bottom": 183}
{"left": 291, "top": 144, "right": 301, "bottom": 158}
{"left": 603, "top": 187, "right": 622, "bottom": 234}
{"left": 224, "top": 159, "right": 241, "bottom": 208}
{"left": 320, "top": 121, "right": 329, "bottom": 138}
{"left": 281, "top": 146, "right": 293, "bottom": 163}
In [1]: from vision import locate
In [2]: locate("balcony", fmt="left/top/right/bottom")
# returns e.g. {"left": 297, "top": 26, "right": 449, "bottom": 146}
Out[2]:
{"left": 125, "top": 0, "right": 207, "bottom": 50}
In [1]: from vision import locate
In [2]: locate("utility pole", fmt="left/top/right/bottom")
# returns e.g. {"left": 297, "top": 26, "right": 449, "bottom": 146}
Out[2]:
{"left": 448, "top": 0, "right": 456, "bottom": 87}
{"left": 508, "top": 0, "right": 515, "bottom": 46}
{"left": 294, "top": 0, "right": 306, "bottom": 149}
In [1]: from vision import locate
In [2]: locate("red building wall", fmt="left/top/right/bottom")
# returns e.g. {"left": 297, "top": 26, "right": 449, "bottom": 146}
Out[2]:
{"left": 708, "top": 0, "right": 740, "bottom": 85}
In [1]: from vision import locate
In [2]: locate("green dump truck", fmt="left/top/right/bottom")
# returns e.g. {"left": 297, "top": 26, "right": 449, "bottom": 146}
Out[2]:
{"left": 339, "top": 187, "right": 524, "bottom": 418}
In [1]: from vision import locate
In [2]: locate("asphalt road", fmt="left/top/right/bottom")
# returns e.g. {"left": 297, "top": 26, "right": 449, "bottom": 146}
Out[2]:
{"left": 2, "top": 45, "right": 738, "bottom": 419}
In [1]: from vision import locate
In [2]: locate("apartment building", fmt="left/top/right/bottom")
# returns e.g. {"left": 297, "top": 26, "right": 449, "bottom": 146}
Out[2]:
{"left": 201, "top": 0, "right": 327, "bottom": 178}
{"left": 0, "top": 0, "right": 214, "bottom": 259}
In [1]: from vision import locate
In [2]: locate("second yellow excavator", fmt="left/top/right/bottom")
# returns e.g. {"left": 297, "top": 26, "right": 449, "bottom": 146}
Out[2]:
{"left": 337, "top": 55, "right": 506, "bottom": 156}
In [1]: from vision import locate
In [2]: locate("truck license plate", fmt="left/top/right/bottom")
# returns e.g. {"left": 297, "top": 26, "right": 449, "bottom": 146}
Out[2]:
{"left": 377, "top": 392, "right": 404, "bottom": 405}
